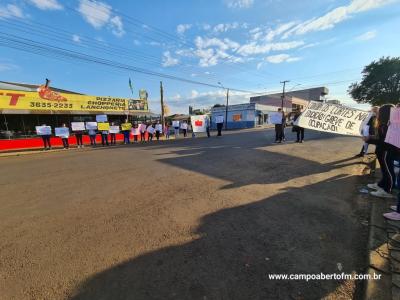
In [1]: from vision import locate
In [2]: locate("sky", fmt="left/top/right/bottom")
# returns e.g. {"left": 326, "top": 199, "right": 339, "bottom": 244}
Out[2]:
{"left": 0, "top": 0, "right": 399, "bottom": 114}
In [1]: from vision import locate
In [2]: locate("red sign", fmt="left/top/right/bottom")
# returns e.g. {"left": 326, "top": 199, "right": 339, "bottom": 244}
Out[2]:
{"left": 195, "top": 120, "right": 203, "bottom": 126}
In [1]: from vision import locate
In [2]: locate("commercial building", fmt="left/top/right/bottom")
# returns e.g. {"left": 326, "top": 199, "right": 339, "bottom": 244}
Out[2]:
{"left": 0, "top": 81, "right": 150, "bottom": 140}
{"left": 210, "top": 103, "right": 289, "bottom": 130}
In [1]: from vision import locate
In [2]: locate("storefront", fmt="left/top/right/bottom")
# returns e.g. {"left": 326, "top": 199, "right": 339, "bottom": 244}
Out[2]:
{"left": 0, "top": 81, "right": 151, "bottom": 150}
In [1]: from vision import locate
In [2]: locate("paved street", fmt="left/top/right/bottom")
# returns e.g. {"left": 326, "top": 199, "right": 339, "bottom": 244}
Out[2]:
{"left": 0, "top": 128, "right": 369, "bottom": 299}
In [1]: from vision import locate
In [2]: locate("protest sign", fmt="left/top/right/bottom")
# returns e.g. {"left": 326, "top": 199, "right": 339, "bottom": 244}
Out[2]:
{"left": 147, "top": 126, "right": 155, "bottom": 134}
{"left": 191, "top": 115, "right": 207, "bottom": 133}
{"left": 98, "top": 122, "right": 110, "bottom": 131}
{"left": 155, "top": 124, "right": 163, "bottom": 132}
{"left": 385, "top": 107, "right": 400, "bottom": 148}
{"left": 180, "top": 122, "right": 188, "bottom": 130}
{"left": 85, "top": 122, "right": 97, "bottom": 130}
{"left": 131, "top": 127, "right": 140, "bottom": 135}
{"left": 55, "top": 127, "right": 70, "bottom": 137}
{"left": 294, "top": 101, "right": 369, "bottom": 136}
{"left": 109, "top": 125, "right": 120, "bottom": 134}
{"left": 216, "top": 116, "right": 224, "bottom": 124}
{"left": 36, "top": 126, "right": 51, "bottom": 135}
{"left": 96, "top": 115, "right": 108, "bottom": 122}
{"left": 121, "top": 123, "right": 132, "bottom": 131}
{"left": 71, "top": 122, "right": 85, "bottom": 131}
{"left": 269, "top": 112, "right": 283, "bottom": 125}
{"left": 172, "top": 121, "right": 180, "bottom": 128}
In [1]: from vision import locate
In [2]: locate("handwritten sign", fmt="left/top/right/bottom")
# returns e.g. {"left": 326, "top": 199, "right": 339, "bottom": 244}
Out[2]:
{"left": 191, "top": 115, "right": 207, "bottom": 133}
{"left": 172, "top": 121, "right": 180, "bottom": 128}
{"left": 294, "top": 101, "right": 369, "bottom": 136}
{"left": 85, "top": 122, "right": 98, "bottom": 130}
{"left": 36, "top": 126, "right": 51, "bottom": 135}
{"left": 71, "top": 122, "right": 85, "bottom": 131}
{"left": 96, "top": 115, "right": 108, "bottom": 122}
{"left": 131, "top": 127, "right": 140, "bottom": 135}
{"left": 269, "top": 112, "right": 283, "bottom": 125}
{"left": 97, "top": 122, "right": 110, "bottom": 131}
{"left": 121, "top": 123, "right": 132, "bottom": 131}
{"left": 215, "top": 116, "right": 224, "bottom": 124}
{"left": 146, "top": 126, "right": 155, "bottom": 134}
{"left": 109, "top": 125, "right": 120, "bottom": 134}
{"left": 55, "top": 127, "right": 70, "bottom": 137}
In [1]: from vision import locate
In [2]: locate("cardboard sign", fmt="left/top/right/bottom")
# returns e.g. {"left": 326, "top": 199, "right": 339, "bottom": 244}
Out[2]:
{"left": 55, "top": 127, "right": 70, "bottom": 137}
{"left": 97, "top": 122, "right": 110, "bottom": 131}
{"left": 147, "top": 126, "right": 155, "bottom": 134}
{"left": 385, "top": 107, "right": 400, "bottom": 149}
{"left": 215, "top": 116, "right": 224, "bottom": 124}
{"left": 191, "top": 115, "right": 207, "bottom": 133}
{"left": 96, "top": 115, "right": 108, "bottom": 122}
{"left": 294, "top": 101, "right": 369, "bottom": 136}
{"left": 180, "top": 122, "right": 188, "bottom": 130}
{"left": 131, "top": 127, "right": 140, "bottom": 135}
{"left": 155, "top": 124, "right": 163, "bottom": 132}
{"left": 269, "top": 112, "right": 283, "bottom": 125}
{"left": 109, "top": 125, "right": 120, "bottom": 134}
{"left": 172, "top": 121, "right": 180, "bottom": 128}
{"left": 71, "top": 122, "right": 85, "bottom": 131}
{"left": 85, "top": 122, "right": 98, "bottom": 130}
{"left": 36, "top": 126, "right": 52, "bottom": 135}
{"left": 121, "top": 123, "right": 132, "bottom": 131}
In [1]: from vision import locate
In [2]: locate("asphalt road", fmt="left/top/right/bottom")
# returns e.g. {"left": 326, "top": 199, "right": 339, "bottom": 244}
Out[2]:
{"left": 0, "top": 128, "right": 369, "bottom": 300}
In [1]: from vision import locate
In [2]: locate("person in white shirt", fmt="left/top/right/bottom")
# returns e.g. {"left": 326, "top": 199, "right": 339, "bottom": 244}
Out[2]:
{"left": 155, "top": 121, "right": 163, "bottom": 141}
{"left": 173, "top": 121, "right": 180, "bottom": 138}
{"left": 139, "top": 122, "right": 146, "bottom": 142}
{"left": 180, "top": 121, "right": 188, "bottom": 137}
{"left": 146, "top": 123, "right": 155, "bottom": 142}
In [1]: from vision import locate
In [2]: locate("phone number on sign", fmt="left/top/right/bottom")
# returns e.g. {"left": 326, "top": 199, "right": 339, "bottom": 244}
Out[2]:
{"left": 30, "top": 102, "right": 73, "bottom": 109}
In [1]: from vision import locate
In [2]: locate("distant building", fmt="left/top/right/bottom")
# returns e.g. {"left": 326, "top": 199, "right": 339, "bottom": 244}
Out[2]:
{"left": 250, "top": 87, "right": 329, "bottom": 111}
{"left": 210, "top": 103, "right": 289, "bottom": 130}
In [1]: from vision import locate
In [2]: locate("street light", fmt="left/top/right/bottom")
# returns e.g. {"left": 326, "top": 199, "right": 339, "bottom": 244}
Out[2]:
{"left": 217, "top": 82, "right": 229, "bottom": 130}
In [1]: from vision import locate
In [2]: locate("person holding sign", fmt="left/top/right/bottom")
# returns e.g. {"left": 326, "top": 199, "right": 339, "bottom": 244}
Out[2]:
{"left": 110, "top": 122, "right": 117, "bottom": 145}
{"left": 173, "top": 120, "right": 180, "bottom": 138}
{"left": 273, "top": 108, "right": 284, "bottom": 143}
{"left": 292, "top": 109, "right": 304, "bottom": 143}
{"left": 181, "top": 121, "right": 188, "bottom": 138}
{"left": 139, "top": 122, "right": 146, "bottom": 142}
{"left": 131, "top": 124, "right": 139, "bottom": 143}
{"left": 121, "top": 120, "right": 131, "bottom": 144}
{"left": 155, "top": 121, "right": 162, "bottom": 141}
{"left": 146, "top": 123, "right": 155, "bottom": 142}
{"left": 37, "top": 124, "right": 52, "bottom": 150}
{"left": 60, "top": 123, "right": 69, "bottom": 149}
{"left": 216, "top": 115, "right": 224, "bottom": 136}
{"left": 88, "top": 128, "right": 97, "bottom": 146}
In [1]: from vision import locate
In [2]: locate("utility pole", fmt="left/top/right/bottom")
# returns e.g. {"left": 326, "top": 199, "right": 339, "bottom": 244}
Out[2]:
{"left": 225, "top": 88, "right": 229, "bottom": 130}
{"left": 280, "top": 80, "right": 290, "bottom": 110}
{"left": 160, "top": 81, "right": 164, "bottom": 131}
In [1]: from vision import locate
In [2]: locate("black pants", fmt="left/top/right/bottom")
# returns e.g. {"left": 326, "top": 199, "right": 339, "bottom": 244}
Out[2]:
{"left": 42, "top": 135, "right": 51, "bottom": 149}
{"left": 206, "top": 126, "right": 210, "bottom": 138}
{"left": 89, "top": 135, "right": 96, "bottom": 145}
{"left": 217, "top": 123, "right": 223, "bottom": 136}
{"left": 156, "top": 131, "right": 160, "bottom": 140}
{"left": 183, "top": 129, "right": 187, "bottom": 137}
{"left": 75, "top": 134, "right": 83, "bottom": 146}
{"left": 140, "top": 132, "right": 146, "bottom": 141}
{"left": 377, "top": 147, "right": 395, "bottom": 193}
{"left": 110, "top": 133, "right": 116, "bottom": 145}
{"left": 275, "top": 124, "right": 283, "bottom": 142}
{"left": 296, "top": 128, "right": 304, "bottom": 141}
{"left": 62, "top": 138, "right": 69, "bottom": 148}
{"left": 148, "top": 133, "right": 153, "bottom": 141}
{"left": 101, "top": 134, "right": 109, "bottom": 146}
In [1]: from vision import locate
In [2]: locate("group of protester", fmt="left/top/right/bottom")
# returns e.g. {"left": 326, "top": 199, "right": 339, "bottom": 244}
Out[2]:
{"left": 359, "top": 104, "right": 400, "bottom": 221}
{"left": 274, "top": 108, "right": 305, "bottom": 143}
{"left": 38, "top": 118, "right": 216, "bottom": 150}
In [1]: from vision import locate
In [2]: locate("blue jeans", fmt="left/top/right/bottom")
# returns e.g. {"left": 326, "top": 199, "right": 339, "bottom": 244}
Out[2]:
{"left": 123, "top": 131, "right": 130, "bottom": 144}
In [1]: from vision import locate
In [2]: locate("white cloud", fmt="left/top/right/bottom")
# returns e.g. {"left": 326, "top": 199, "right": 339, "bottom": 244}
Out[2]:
{"left": 0, "top": 4, "right": 24, "bottom": 18}
{"left": 282, "top": 0, "right": 394, "bottom": 38}
{"left": 162, "top": 51, "right": 179, "bottom": 67}
{"left": 265, "top": 54, "right": 301, "bottom": 64}
{"left": 0, "top": 62, "right": 18, "bottom": 71}
{"left": 356, "top": 30, "right": 377, "bottom": 41}
{"left": 237, "top": 40, "right": 304, "bottom": 56}
{"left": 28, "top": 0, "right": 63, "bottom": 10}
{"left": 213, "top": 22, "right": 239, "bottom": 33}
{"left": 133, "top": 39, "right": 141, "bottom": 46}
{"left": 72, "top": 34, "right": 81, "bottom": 43}
{"left": 177, "top": 24, "right": 192, "bottom": 35}
{"left": 226, "top": 0, "right": 254, "bottom": 9}
{"left": 265, "top": 22, "right": 297, "bottom": 41}
{"left": 78, "top": 0, "right": 124, "bottom": 37}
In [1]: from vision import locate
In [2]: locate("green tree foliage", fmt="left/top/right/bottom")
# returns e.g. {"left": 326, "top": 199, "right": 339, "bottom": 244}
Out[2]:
{"left": 348, "top": 57, "right": 400, "bottom": 106}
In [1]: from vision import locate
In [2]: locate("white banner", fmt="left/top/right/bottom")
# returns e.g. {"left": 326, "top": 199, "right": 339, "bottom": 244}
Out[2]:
{"left": 109, "top": 125, "right": 120, "bottom": 134}
{"left": 36, "top": 126, "right": 52, "bottom": 135}
{"left": 55, "top": 127, "right": 70, "bottom": 137}
{"left": 96, "top": 114, "right": 108, "bottom": 122}
{"left": 71, "top": 122, "right": 85, "bottom": 131}
{"left": 191, "top": 115, "right": 207, "bottom": 133}
{"left": 269, "top": 112, "right": 283, "bottom": 125}
{"left": 215, "top": 115, "right": 224, "bottom": 124}
{"left": 147, "top": 126, "right": 155, "bottom": 134}
{"left": 295, "top": 101, "right": 369, "bottom": 136}
{"left": 85, "top": 122, "right": 98, "bottom": 130}
{"left": 172, "top": 120, "right": 180, "bottom": 128}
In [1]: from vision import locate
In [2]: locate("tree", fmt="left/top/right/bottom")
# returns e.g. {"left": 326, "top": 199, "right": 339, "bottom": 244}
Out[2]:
{"left": 348, "top": 56, "right": 400, "bottom": 106}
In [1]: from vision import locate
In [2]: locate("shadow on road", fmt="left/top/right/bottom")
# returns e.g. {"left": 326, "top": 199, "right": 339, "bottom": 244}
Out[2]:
{"left": 69, "top": 147, "right": 367, "bottom": 299}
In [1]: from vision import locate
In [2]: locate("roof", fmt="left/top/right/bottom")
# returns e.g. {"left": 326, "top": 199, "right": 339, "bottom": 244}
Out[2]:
{"left": 0, "top": 81, "right": 84, "bottom": 95}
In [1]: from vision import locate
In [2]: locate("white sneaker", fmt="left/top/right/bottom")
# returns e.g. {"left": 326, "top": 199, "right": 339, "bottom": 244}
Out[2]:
{"left": 371, "top": 190, "right": 393, "bottom": 198}
{"left": 391, "top": 205, "right": 398, "bottom": 212}
{"left": 367, "top": 183, "right": 382, "bottom": 191}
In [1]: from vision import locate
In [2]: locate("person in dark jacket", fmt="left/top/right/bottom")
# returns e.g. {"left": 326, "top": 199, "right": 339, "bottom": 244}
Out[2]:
{"left": 292, "top": 109, "right": 304, "bottom": 143}
{"left": 365, "top": 104, "right": 396, "bottom": 198}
